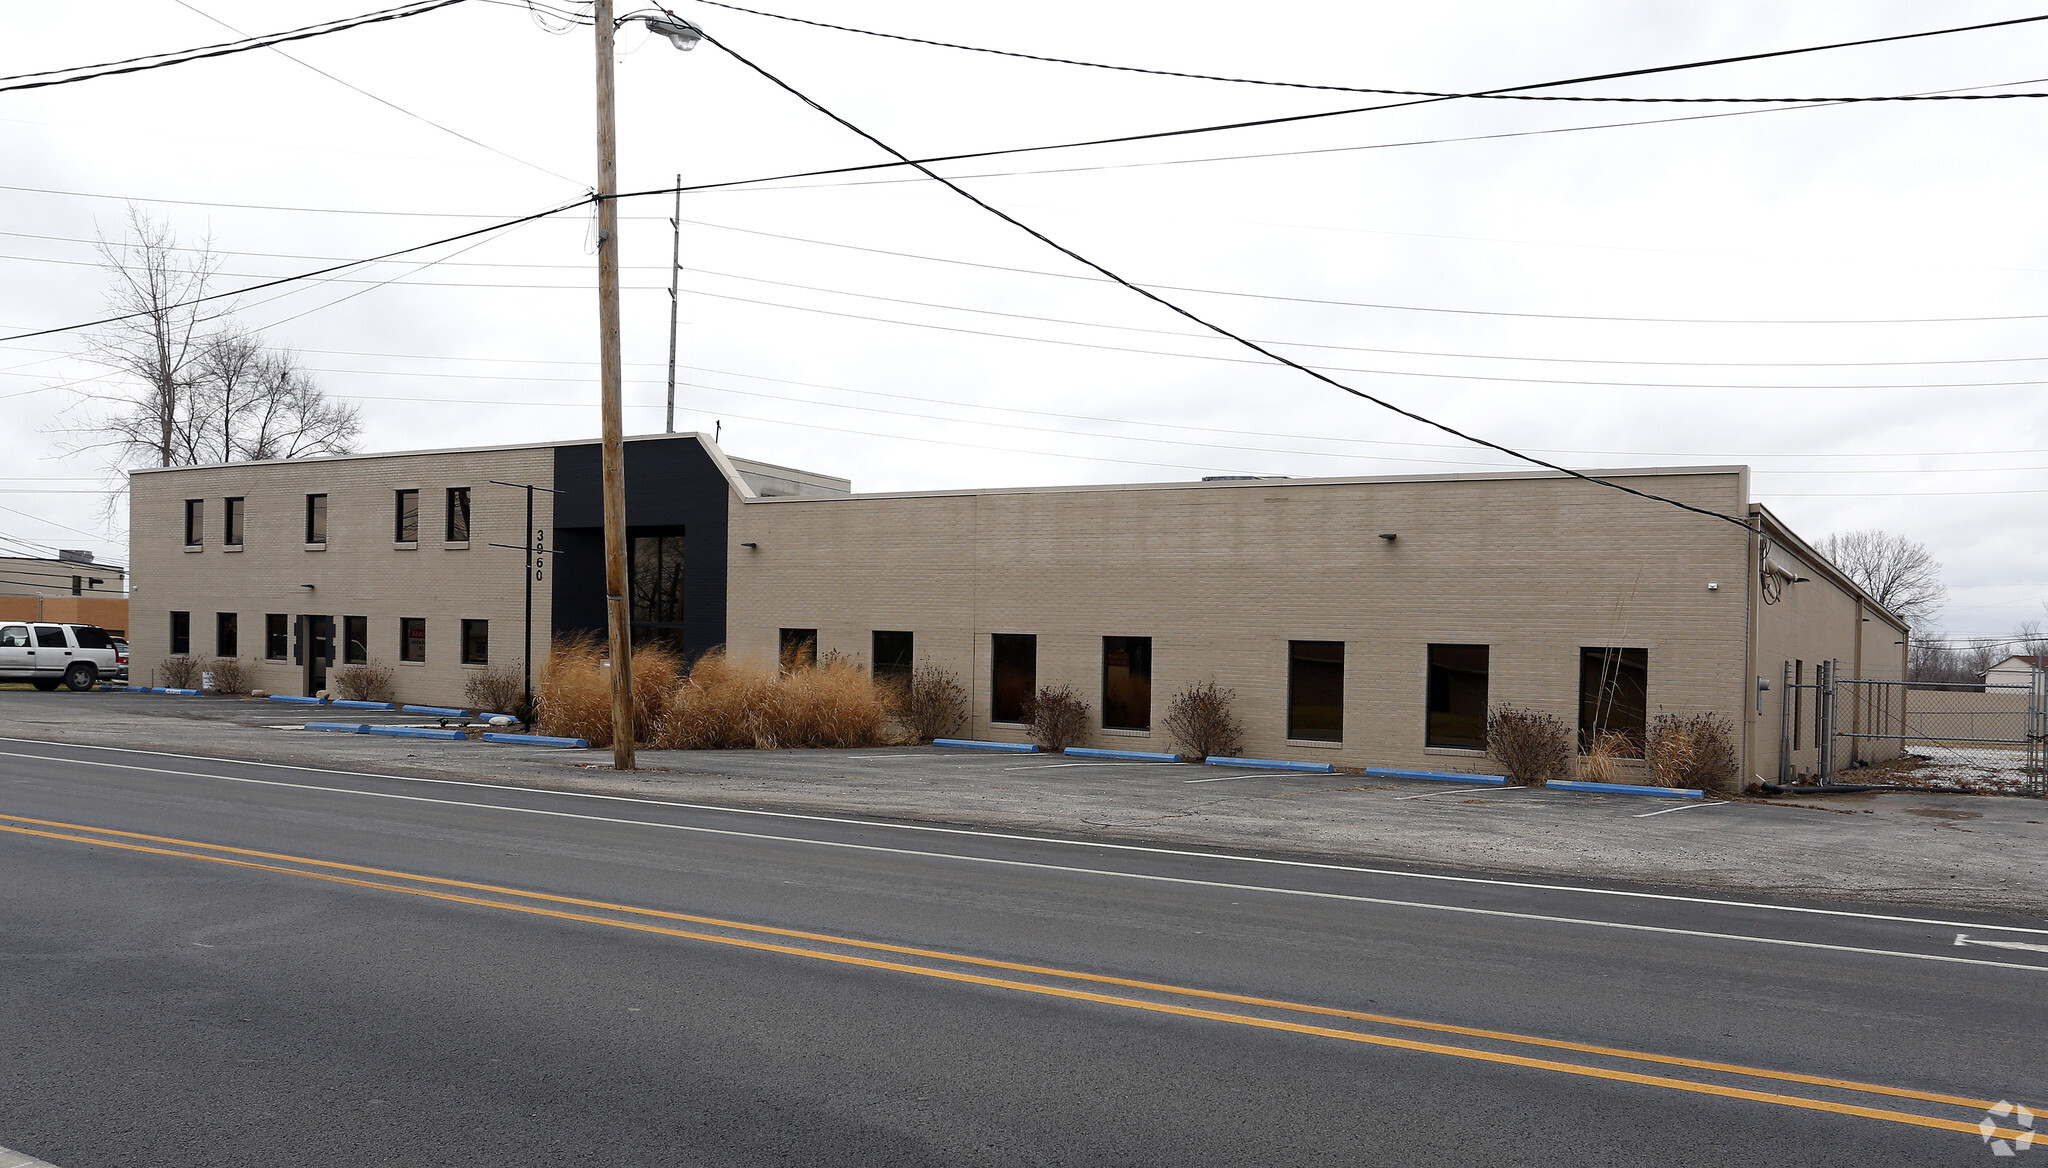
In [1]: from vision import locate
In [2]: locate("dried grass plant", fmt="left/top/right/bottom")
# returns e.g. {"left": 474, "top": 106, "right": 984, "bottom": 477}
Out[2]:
{"left": 1646, "top": 713, "right": 1740, "bottom": 793}
{"left": 534, "top": 635, "right": 684, "bottom": 747}
{"left": 1484, "top": 705, "right": 1572, "bottom": 786}
{"left": 649, "top": 649, "right": 894, "bottom": 750}
{"left": 1576, "top": 731, "right": 1636, "bottom": 785}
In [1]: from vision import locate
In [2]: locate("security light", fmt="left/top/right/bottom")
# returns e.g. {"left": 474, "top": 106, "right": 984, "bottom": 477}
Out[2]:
{"left": 643, "top": 16, "right": 701, "bottom": 50}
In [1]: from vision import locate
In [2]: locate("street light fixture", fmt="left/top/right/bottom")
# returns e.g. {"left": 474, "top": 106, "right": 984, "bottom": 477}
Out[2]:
{"left": 643, "top": 16, "right": 702, "bottom": 51}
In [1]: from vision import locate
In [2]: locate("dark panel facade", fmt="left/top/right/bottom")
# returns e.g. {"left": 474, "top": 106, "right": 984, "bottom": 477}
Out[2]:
{"left": 550, "top": 436, "right": 731, "bottom": 661}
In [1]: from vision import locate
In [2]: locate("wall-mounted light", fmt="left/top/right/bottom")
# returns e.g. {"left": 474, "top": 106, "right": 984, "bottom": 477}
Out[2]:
{"left": 1377, "top": 533, "right": 1397, "bottom": 542}
{"left": 299, "top": 583, "right": 316, "bottom": 591}
{"left": 741, "top": 542, "right": 759, "bottom": 549}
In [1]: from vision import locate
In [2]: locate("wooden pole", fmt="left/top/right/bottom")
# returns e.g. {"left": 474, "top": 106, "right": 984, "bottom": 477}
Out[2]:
{"left": 593, "top": 0, "right": 636, "bottom": 769}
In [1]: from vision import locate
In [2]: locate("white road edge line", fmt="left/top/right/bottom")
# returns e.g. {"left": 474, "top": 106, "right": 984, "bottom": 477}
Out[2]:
{"left": 8, "top": 750, "right": 2045, "bottom": 975}
{"left": 1633, "top": 801, "right": 1731, "bottom": 818}
{"left": 3, "top": 735, "right": 2044, "bottom": 937}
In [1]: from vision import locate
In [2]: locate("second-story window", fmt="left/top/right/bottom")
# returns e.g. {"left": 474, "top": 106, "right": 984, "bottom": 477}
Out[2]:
{"left": 395, "top": 489, "right": 419, "bottom": 543}
{"left": 446, "top": 487, "right": 470, "bottom": 542}
{"left": 224, "top": 497, "right": 245, "bottom": 546}
{"left": 183, "top": 499, "right": 203, "bottom": 547}
{"left": 305, "top": 494, "right": 328, "bottom": 544}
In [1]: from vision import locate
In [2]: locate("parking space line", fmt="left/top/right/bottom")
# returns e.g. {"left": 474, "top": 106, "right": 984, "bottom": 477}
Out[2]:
{"left": 1634, "top": 800, "right": 1730, "bottom": 819}
{"left": 1398, "top": 786, "right": 1528, "bottom": 801}
{"left": 1006, "top": 761, "right": 1181, "bottom": 771}
{"left": 1182, "top": 772, "right": 1271, "bottom": 783}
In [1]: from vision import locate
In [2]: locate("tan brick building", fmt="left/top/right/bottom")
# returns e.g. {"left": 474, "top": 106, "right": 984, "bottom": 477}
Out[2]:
{"left": 130, "top": 434, "right": 1902, "bottom": 782}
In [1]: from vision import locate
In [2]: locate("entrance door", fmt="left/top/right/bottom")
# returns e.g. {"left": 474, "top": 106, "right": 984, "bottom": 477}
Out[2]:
{"left": 301, "top": 615, "right": 333, "bottom": 695}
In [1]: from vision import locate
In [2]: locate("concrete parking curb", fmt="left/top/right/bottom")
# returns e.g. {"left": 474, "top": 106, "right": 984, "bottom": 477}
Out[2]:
{"left": 933, "top": 739, "right": 1038, "bottom": 753}
{"left": 481, "top": 732, "right": 589, "bottom": 748}
{"left": 1544, "top": 779, "right": 1705, "bottom": 800}
{"left": 269, "top": 695, "right": 325, "bottom": 705}
{"left": 1365, "top": 767, "right": 1509, "bottom": 786}
{"left": 1208, "top": 756, "right": 1335, "bottom": 773}
{"left": 366, "top": 725, "right": 468, "bottom": 741}
{"left": 305, "top": 722, "right": 370, "bottom": 734}
{"left": 401, "top": 704, "right": 468, "bottom": 717}
{"left": 1064, "top": 747, "right": 1182, "bottom": 762}
{"left": 330, "top": 699, "right": 394, "bottom": 710}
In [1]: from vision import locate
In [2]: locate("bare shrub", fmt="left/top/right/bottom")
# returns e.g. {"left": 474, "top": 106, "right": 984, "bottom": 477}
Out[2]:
{"left": 1577, "top": 731, "right": 1635, "bottom": 784}
{"left": 464, "top": 662, "right": 527, "bottom": 719}
{"left": 534, "top": 635, "right": 683, "bottom": 747}
{"left": 158, "top": 656, "right": 201, "bottom": 689}
{"left": 332, "top": 659, "right": 395, "bottom": 704}
{"left": 208, "top": 657, "right": 248, "bottom": 694}
{"left": 651, "top": 649, "right": 893, "bottom": 750}
{"left": 1026, "top": 683, "right": 1090, "bottom": 752}
{"left": 1161, "top": 680, "right": 1244, "bottom": 760}
{"left": 898, "top": 665, "right": 968, "bottom": 741}
{"left": 1484, "top": 705, "right": 1572, "bottom": 786}
{"left": 1647, "top": 713, "right": 1741, "bottom": 793}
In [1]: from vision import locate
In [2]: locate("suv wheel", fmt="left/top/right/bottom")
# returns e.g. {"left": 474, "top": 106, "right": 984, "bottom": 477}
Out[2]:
{"left": 62, "top": 663, "right": 97, "bottom": 691}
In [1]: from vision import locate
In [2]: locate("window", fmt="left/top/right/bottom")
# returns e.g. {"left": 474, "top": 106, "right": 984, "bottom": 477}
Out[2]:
{"left": 216, "top": 613, "right": 238, "bottom": 658}
{"left": 629, "top": 531, "right": 686, "bottom": 650}
{"left": 1580, "top": 647, "right": 1649, "bottom": 754}
{"left": 446, "top": 487, "right": 471, "bottom": 542}
{"left": 34, "top": 624, "right": 67, "bottom": 650}
{"left": 872, "top": 631, "right": 913, "bottom": 691}
{"left": 224, "top": 496, "right": 245, "bottom": 546}
{"left": 305, "top": 494, "right": 327, "bottom": 544}
{"left": 991, "top": 633, "right": 1036, "bottom": 723}
{"left": 1426, "top": 644, "right": 1489, "bottom": 750}
{"left": 394, "top": 489, "right": 419, "bottom": 543}
{"left": 1102, "top": 636, "right": 1153, "bottom": 731}
{"left": 183, "top": 499, "right": 203, "bottom": 547}
{"left": 1288, "top": 641, "right": 1344, "bottom": 742}
{"left": 169, "top": 611, "right": 191, "bottom": 656}
{"left": 344, "top": 616, "right": 368, "bottom": 665}
{"left": 779, "top": 628, "right": 817, "bottom": 672}
{"left": 461, "top": 619, "right": 489, "bottom": 665}
{"left": 70, "top": 576, "right": 81, "bottom": 596}
{"left": 0, "top": 625, "right": 26, "bottom": 648}
{"left": 400, "top": 618, "right": 426, "bottom": 663}
{"left": 266, "top": 614, "right": 288, "bottom": 660}
{"left": 70, "top": 626, "right": 112, "bottom": 650}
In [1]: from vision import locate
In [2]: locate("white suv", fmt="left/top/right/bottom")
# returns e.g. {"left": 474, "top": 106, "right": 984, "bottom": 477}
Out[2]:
{"left": 0, "top": 621, "right": 122, "bottom": 691}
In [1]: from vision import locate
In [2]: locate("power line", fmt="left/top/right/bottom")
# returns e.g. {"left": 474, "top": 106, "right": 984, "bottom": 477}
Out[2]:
{"left": 689, "top": 1, "right": 2048, "bottom": 104}
{"left": 0, "top": 1, "right": 470, "bottom": 94}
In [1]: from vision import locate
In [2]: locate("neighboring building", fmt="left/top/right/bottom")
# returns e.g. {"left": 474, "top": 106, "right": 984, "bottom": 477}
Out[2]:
{"left": 1985, "top": 655, "right": 2045, "bottom": 687}
{"left": 129, "top": 434, "right": 1904, "bottom": 782}
{"left": 0, "top": 552, "right": 129, "bottom": 634}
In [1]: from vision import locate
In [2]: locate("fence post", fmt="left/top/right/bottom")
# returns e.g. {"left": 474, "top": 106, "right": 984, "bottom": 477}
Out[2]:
{"left": 1818, "top": 660, "right": 1837, "bottom": 786}
{"left": 1778, "top": 660, "right": 1794, "bottom": 784}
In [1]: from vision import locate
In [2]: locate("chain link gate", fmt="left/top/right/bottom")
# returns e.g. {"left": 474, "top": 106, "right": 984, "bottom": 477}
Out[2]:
{"left": 1784, "top": 658, "right": 2046, "bottom": 794}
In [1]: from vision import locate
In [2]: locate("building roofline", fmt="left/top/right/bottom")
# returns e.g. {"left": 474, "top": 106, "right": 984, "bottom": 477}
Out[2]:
{"left": 1749, "top": 503, "right": 1910, "bottom": 634}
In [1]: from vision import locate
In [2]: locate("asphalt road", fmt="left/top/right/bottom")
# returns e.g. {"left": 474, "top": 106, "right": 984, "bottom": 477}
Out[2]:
{"left": 1, "top": 738, "right": 2042, "bottom": 1166}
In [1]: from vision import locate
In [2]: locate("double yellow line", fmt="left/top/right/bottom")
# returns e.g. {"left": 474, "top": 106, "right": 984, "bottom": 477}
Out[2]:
{"left": 0, "top": 810, "right": 2030, "bottom": 1144}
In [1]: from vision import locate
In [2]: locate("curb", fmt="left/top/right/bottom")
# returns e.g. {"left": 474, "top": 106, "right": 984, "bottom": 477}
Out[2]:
{"left": 1365, "top": 766, "right": 1509, "bottom": 786}
{"left": 481, "top": 732, "right": 589, "bottom": 748}
{"left": 1207, "top": 756, "right": 1335, "bottom": 773}
{"left": 1063, "top": 747, "right": 1183, "bottom": 763}
{"left": 1544, "top": 779, "right": 1705, "bottom": 800}
{"left": 304, "top": 722, "right": 370, "bottom": 734}
{"left": 365, "top": 725, "right": 467, "bottom": 741}
{"left": 933, "top": 738, "right": 1038, "bottom": 753}
{"left": 401, "top": 704, "right": 468, "bottom": 717}
{"left": 330, "top": 699, "right": 394, "bottom": 710}
{"left": 269, "top": 695, "right": 326, "bottom": 705}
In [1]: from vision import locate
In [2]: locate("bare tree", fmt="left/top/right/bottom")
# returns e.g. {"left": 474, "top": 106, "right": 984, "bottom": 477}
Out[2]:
{"left": 189, "top": 331, "right": 360, "bottom": 463}
{"left": 1907, "top": 638, "right": 2002, "bottom": 687}
{"left": 1816, "top": 529, "right": 1947, "bottom": 625}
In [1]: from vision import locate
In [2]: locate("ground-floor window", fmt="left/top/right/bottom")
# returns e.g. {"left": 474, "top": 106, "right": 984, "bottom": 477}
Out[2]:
{"left": 872, "top": 630, "right": 913, "bottom": 691}
{"left": 630, "top": 529, "right": 686, "bottom": 652}
{"left": 462, "top": 619, "right": 489, "bottom": 665}
{"left": 1288, "top": 640, "right": 1344, "bottom": 742}
{"left": 216, "top": 612, "right": 238, "bottom": 659}
{"left": 170, "top": 611, "right": 190, "bottom": 656}
{"left": 1425, "top": 643, "right": 1489, "bottom": 749}
{"left": 401, "top": 617, "right": 427, "bottom": 663}
{"left": 990, "top": 633, "right": 1036, "bottom": 723}
{"left": 1102, "top": 635, "right": 1153, "bottom": 731}
{"left": 266, "top": 614, "right": 287, "bottom": 660}
{"left": 344, "top": 616, "right": 368, "bottom": 664}
{"left": 779, "top": 628, "right": 817, "bottom": 672}
{"left": 1580, "top": 647, "right": 1649, "bottom": 753}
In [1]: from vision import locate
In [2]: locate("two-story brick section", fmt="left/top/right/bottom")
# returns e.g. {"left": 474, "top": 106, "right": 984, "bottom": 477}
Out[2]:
{"left": 129, "top": 432, "right": 1905, "bottom": 780}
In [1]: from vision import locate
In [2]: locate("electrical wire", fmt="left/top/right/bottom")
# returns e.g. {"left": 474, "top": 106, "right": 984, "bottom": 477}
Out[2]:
{"left": 0, "top": 1, "right": 470, "bottom": 94}
{"left": 687, "top": 1, "right": 2048, "bottom": 104}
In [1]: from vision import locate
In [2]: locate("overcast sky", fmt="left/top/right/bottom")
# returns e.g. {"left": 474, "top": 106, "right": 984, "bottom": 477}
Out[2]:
{"left": 3, "top": 0, "right": 2044, "bottom": 646}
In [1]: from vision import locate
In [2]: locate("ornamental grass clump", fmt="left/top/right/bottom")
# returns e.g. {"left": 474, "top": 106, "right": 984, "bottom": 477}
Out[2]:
{"left": 1161, "top": 680, "right": 1244, "bottom": 760}
{"left": 534, "top": 635, "right": 683, "bottom": 748}
{"left": 1647, "top": 712, "right": 1741, "bottom": 794}
{"left": 649, "top": 648, "right": 895, "bottom": 750}
{"left": 1483, "top": 704, "right": 1572, "bottom": 786}
{"left": 1576, "top": 730, "right": 1636, "bottom": 785}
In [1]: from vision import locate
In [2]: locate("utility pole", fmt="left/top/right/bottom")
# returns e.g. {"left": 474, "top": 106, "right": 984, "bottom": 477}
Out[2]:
{"left": 593, "top": 0, "right": 636, "bottom": 769}
{"left": 666, "top": 172, "right": 681, "bottom": 434}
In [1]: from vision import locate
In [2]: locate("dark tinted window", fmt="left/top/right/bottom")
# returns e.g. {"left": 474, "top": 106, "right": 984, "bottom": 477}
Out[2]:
{"left": 224, "top": 497, "right": 245, "bottom": 546}
{"left": 34, "top": 624, "right": 67, "bottom": 649}
{"left": 344, "top": 616, "right": 368, "bottom": 665}
{"left": 872, "top": 631, "right": 913, "bottom": 690}
{"left": 395, "top": 490, "right": 420, "bottom": 542}
{"left": 1580, "top": 647, "right": 1649, "bottom": 755}
{"left": 991, "top": 634, "right": 1036, "bottom": 723}
{"left": 462, "top": 619, "right": 488, "bottom": 665}
{"left": 216, "top": 613, "right": 238, "bottom": 658}
{"left": 68, "top": 625, "right": 112, "bottom": 650}
{"left": 401, "top": 618, "right": 426, "bottom": 663}
{"left": 447, "top": 487, "right": 471, "bottom": 542}
{"left": 1426, "top": 644, "right": 1489, "bottom": 750}
{"left": 183, "top": 499, "right": 203, "bottom": 546}
{"left": 266, "top": 614, "right": 288, "bottom": 660}
{"left": 1102, "top": 636, "right": 1153, "bottom": 731}
{"left": 305, "top": 495, "right": 327, "bottom": 543}
{"left": 779, "top": 628, "right": 817, "bottom": 672}
{"left": 630, "top": 531, "right": 686, "bottom": 651}
{"left": 168, "top": 612, "right": 190, "bottom": 656}
{"left": 1287, "top": 641, "right": 1344, "bottom": 742}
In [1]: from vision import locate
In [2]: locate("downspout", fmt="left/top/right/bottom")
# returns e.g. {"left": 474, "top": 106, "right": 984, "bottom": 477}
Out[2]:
{"left": 1742, "top": 498, "right": 1762, "bottom": 790}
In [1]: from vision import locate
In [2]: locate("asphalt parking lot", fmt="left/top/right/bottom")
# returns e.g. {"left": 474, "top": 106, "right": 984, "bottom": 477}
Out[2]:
{"left": 1, "top": 685, "right": 2043, "bottom": 914}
